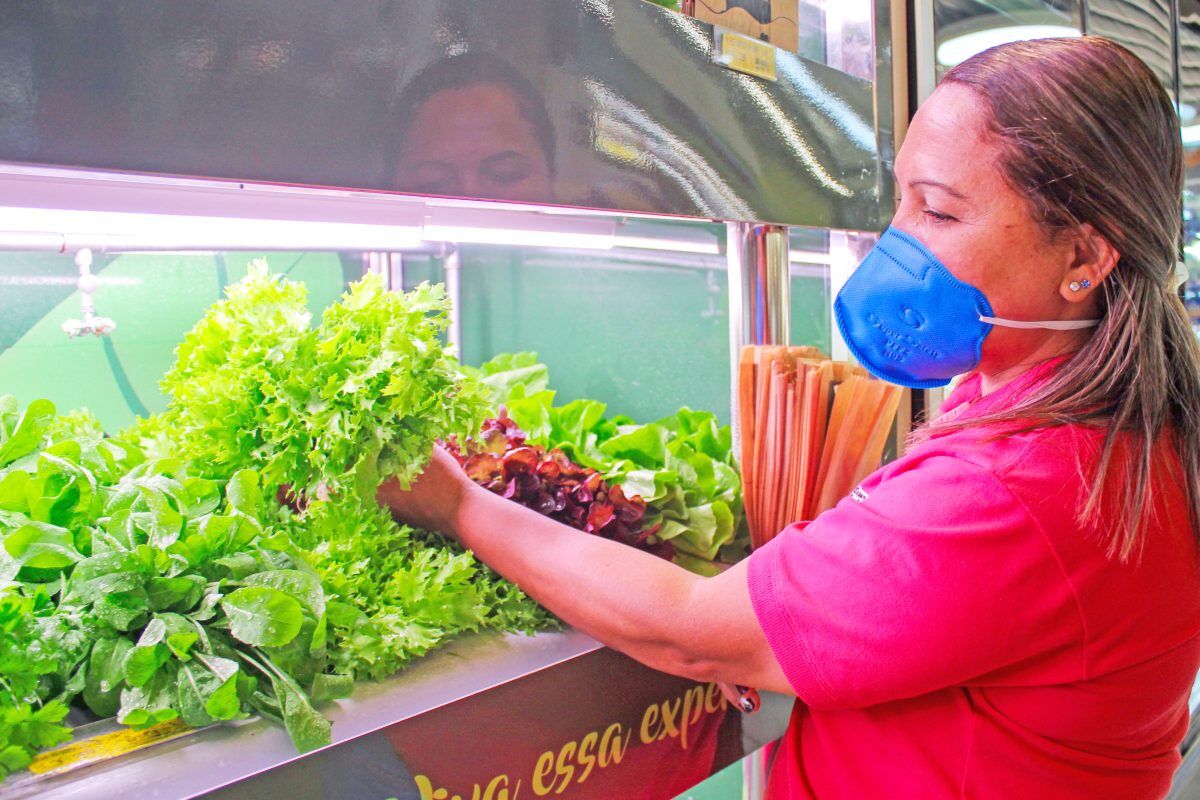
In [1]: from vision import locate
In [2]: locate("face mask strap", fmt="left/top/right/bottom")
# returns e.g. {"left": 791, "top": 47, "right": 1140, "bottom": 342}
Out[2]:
{"left": 978, "top": 315, "right": 1101, "bottom": 331}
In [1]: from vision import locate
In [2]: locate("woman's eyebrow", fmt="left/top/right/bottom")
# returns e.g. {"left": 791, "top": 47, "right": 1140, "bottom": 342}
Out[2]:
{"left": 907, "top": 178, "right": 967, "bottom": 200}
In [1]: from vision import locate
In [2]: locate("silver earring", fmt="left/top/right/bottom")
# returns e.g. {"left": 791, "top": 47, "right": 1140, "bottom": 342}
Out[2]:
{"left": 1069, "top": 281, "right": 1082, "bottom": 292}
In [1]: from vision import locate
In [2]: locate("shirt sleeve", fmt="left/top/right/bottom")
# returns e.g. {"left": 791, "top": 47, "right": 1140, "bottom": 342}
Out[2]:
{"left": 747, "top": 454, "right": 1085, "bottom": 710}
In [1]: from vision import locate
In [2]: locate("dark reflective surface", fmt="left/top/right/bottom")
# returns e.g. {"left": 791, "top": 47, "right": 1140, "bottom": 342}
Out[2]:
{"left": 0, "top": 0, "right": 885, "bottom": 229}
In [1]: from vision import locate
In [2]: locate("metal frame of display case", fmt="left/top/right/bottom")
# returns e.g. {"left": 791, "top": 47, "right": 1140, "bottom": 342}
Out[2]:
{"left": 0, "top": 1, "right": 905, "bottom": 797}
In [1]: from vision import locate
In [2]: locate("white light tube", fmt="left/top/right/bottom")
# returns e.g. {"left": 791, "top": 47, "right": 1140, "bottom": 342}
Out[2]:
{"left": 788, "top": 249, "right": 834, "bottom": 265}
{"left": 0, "top": 206, "right": 425, "bottom": 252}
{"left": 0, "top": 168, "right": 428, "bottom": 253}
{"left": 613, "top": 235, "right": 721, "bottom": 255}
{"left": 423, "top": 208, "right": 616, "bottom": 250}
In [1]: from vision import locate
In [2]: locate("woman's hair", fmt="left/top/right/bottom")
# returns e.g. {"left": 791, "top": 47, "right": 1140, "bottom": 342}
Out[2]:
{"left": 925, "top": 36, "right": 1200, "bottom": 561}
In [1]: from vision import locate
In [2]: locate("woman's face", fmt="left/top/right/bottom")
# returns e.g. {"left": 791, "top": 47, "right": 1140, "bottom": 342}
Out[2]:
{"left": 891, "top": 82, "right": 1094, "bottom": 372}
{"left": 394, "top": 83, "right": 553, "bottom": 203}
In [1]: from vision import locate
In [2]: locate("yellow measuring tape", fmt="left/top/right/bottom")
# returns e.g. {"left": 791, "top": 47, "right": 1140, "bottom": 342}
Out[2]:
{"left": 29, "top": 719, "right": 193, "bottom": 776}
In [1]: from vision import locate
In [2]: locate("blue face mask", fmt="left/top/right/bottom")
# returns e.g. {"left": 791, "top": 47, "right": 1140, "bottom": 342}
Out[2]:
{"left": 833, "top": 227, "right": 1100, "bottom": 389}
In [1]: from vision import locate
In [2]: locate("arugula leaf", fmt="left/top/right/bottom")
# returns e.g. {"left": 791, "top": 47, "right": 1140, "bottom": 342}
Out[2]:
{"left": 124, "top": 618, "right": 173, "bottom": 688}
{"left": 147, "top": 575, "right": 206, "bottom": 612}
{"left": 244, "top": 570, "right": 325, "bottom": 618}
{"left": 311, "top": 673, "right": 353, "bottom": 704}
{"left": 241, "top": 651, "right": 330, "bottom": 753}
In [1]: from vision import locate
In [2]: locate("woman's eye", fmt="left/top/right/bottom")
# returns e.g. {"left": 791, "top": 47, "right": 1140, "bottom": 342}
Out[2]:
{"left": 923, "top": 208, "right": 956, "bottom": 223}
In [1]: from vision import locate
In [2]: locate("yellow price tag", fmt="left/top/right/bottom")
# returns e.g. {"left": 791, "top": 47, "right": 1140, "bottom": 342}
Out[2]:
{"left": 29, "top": 718, "right": 194, "bottom": 776}
{"left": 717, "top": 31, "right": 777, "bottom": 82}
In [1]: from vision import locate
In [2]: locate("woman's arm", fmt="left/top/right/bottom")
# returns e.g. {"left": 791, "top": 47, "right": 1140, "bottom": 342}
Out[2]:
{"left": 377, "top": 447, "right": 793, "bottom": 695}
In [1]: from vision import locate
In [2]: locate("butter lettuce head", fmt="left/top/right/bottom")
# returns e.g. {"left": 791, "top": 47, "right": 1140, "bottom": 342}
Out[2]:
{"left": 471, "top": 353, "right": 745, "bottom": 563}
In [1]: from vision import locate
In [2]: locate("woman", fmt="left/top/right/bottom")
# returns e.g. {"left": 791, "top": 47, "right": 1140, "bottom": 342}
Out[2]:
{"left": 380, "top": 37, "right": 1200, "bottom": 798}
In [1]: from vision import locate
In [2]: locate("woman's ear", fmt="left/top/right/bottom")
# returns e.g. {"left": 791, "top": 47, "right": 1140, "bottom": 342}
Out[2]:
{"left": 1060, "top": 223, "right": 1119, "bottom": 303}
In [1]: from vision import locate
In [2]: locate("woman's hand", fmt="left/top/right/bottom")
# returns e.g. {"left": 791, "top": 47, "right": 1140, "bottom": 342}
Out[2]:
{"left": 376, "top": 445, "right": 474, "bottom": 538}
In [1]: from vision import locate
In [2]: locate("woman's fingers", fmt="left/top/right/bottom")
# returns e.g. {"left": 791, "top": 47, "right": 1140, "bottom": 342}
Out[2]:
{"left": 719, "top": 682, "right": 761, "bottom": 714}
{"left": 377, "top": 445, "right": 472, "bottom": 536}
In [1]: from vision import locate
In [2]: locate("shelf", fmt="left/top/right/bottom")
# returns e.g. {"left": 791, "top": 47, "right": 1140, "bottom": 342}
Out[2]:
{"left": 10, "top": 630, "right": 789, "bottom": 800}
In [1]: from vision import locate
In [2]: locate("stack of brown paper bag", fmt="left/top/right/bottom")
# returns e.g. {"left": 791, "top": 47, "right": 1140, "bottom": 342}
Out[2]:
{"left": 738, "top": 346, "right": 905, "bottom": 549}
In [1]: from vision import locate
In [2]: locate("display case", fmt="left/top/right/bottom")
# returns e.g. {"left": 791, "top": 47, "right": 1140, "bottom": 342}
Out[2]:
{"left": 0, "top": 1, "right": 897, "bottom": 797}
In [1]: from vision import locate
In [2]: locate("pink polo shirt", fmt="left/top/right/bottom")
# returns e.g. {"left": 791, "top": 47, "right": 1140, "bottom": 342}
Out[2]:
{"left": 748, "top": 359, "right": 1200, "bottom": 799}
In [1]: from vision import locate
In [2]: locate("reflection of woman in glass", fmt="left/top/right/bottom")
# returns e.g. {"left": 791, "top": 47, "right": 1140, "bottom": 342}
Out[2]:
{"left": 387, "top": 52, "right": 555, "bottom": 203}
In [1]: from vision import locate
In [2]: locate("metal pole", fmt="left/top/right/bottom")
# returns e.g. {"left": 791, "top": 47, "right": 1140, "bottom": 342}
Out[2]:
{"left": 443, "top": 247, "right": 463, "bottom": 356}
{"left": 913, "top": 0, "right": 937, "bottom": 105}
{"left": 727, "top": 221, "right": 789, "bottom": 800}
{"left": 727, "top": 221, "right": 790, "bottom": 455}
{"left": 364, "top": 251, "right": 385, "bottom": 281}
{"left": 363, "top": 252, "right": 407, "bottom": 292}
{"left": 388, "top": 252, "right": 405, "bottom": 292}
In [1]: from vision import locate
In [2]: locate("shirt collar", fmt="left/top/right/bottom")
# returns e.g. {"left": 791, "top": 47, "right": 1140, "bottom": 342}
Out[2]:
{"left": 935, "top": 354, "right": 1071, "bottom": 426}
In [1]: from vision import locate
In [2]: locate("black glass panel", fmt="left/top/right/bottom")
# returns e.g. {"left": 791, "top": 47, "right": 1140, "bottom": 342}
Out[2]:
{"left": 0, "top": 0, "right": 887, "bottom": 229}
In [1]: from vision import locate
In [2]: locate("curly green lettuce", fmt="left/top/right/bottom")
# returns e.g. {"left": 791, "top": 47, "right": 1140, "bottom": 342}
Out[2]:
{"left": 159, "top": 262, "right": 487, "bottom": 501}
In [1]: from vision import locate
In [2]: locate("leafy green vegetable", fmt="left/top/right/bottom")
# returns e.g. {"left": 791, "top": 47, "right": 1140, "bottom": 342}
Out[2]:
{"left": 222, "top": 586, "right": 304, "bottom": 648}
{"left": 4, "top": 522, "right": 80, "bottom": 572}
{"left": 158, "top": 262, "right": 487, "bottom": 500}
{"left": 0, "top": 398, "right": 56, "bottom": 469}
{"left": 175, "top": 655, "right": 242, "bottom": 727}
{"left": 124, "top": 620, "right": 173, "bottom": 687}
{"left": 291, "top": 496, "right": 551, "bottom": 682}
{"left": 0, "top": 269, "right": 556, "bottom": 774}
{"left": 460, "top": 352, "right": 550, "bottom": 407}
{"left": 0, "top": 587, "right": 72, "bottom": 777}
{"left": 474, "top": 353, "right": 747, "bottom": 562}
{"left": 0, "top": 701, "right": 70, "bottom": 778}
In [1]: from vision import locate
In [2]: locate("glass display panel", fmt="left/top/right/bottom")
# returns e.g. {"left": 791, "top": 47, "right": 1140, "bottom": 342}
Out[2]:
{"left": 788, "top": 226, "right": 833, "bottom": 354}
{"left": 0, "top": 250, "right": 357, "bottom": 430}
{"left": 400, "top": 220, "right": 739, "bottom": 425}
